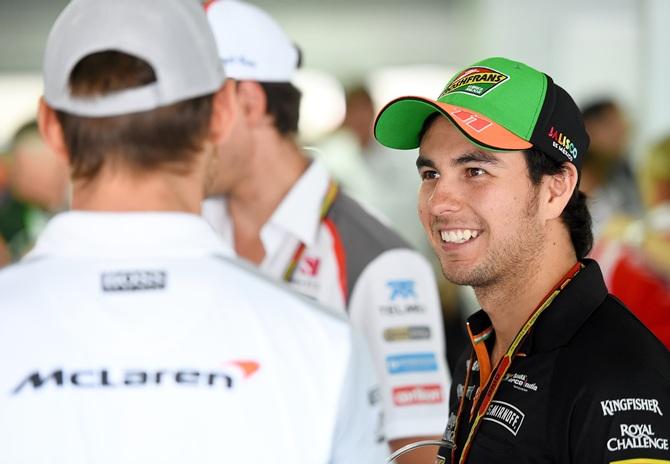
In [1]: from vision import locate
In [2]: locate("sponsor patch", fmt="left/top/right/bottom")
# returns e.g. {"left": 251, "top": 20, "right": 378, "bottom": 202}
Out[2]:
{"left": 457, "top": 383, "right": 476, "bottom": 400}
{"left": 299, "top": 256, "right": 321, "bottom": 276}
{"left": 101, "top": 270, "right": 166, "bottom": 292}
{"left": 503, "top": 372, "right": 538, "bottom": 393}
{"left": 607, "top": 424, "right": 669, "bottom": 452}
{"left": 387, "top": 280, "right": 417, "bottom": 300}
{"left": 601, "top": 398, "right": 664, "bottom": 417}
{"left": 440, "top": 66, "right": 509, "bottom": 98}
{"left": 393, "top": 384, "right": 443, "bottom": 406}
{"left": 387, "top": 353, "right": 438, "bottom": 374}
{"left": 379, "top": 303, "right": 425, "bottom": 316}
{"left": 450, "top": 109, "right": 493, "bottom": 133}
{"left": 548, "top": 126, "right": 579, "bottom": 161}
{"left": 483, "top": 400, "right": 525, "bottom": 436}
{"left": 383, "top": 326, "right": 431, "bottom": 342}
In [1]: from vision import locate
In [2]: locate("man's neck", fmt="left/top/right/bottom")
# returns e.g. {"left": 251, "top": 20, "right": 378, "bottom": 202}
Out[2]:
{"left": 71, "top": 164, "right": 205, "bottom": 213}
{"left": 475, "top": 243, "right": 578, "bottom": 368}
{"left": 227, "top": 134, "right": 309, "bottom": 263}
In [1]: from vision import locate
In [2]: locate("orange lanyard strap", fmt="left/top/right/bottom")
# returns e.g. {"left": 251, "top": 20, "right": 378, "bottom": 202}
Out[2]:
{"left": 455, "top": 262, "right": 583, "bottom": 464}
{"left": 282, "top": 180, "right": 339, "bottom": 283}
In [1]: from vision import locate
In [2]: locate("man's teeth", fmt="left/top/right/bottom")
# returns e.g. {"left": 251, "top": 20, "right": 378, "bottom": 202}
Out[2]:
{"left": 440, "top": 229, "right": 479, "bottom": 244}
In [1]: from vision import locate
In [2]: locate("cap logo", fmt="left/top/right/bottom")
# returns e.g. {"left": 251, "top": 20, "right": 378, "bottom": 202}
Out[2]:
{"left": 451, "top": 109, "right": 493, "bottom": 133}
{"left": 440, "top": 66, "right": 508, "bottom": 98}
{"left": 548, "top": 127, "right": 578, "bottom": 162}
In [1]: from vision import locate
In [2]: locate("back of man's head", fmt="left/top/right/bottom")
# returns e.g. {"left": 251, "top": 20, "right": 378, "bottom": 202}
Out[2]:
{"left": 42, "top": 0, "right": 226, "bottom": 181}
{"left": 206, "top": 0, "right": 302, "bottom": 136}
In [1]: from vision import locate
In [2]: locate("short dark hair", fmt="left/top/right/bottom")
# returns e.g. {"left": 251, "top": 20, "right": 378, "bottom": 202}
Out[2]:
{"left": 258, "top": 82, "right": 302, "bottom": 136}
{"left": 581, "top": 98, "right": 618, "bottom": 123}
{"left": 55, "top": 51, "right": 214, "bottom": 181}
{"left": 524, "top": 148, "right": 593, "bottom": 259}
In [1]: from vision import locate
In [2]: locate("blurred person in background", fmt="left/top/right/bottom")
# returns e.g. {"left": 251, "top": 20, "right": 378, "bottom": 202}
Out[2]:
{"left": 0, "top": 0, "right": 385, "bottom": 462}
{"left": 592, "top": 135, "right": 670, "bottom": 348}
{"left": 375, "top": 56, "right": 669, "bottom": 463}
{"left": 203, "top": 2, "right": 450, "bottom": 461}
{"left": 0, "top": 120, "right": 68, "bottom": 264}
{"left": 316, "top": 85, "right": 430, "bottom": 256}
{"left": 580, "top": 98, "right": 642, "bottom": 237}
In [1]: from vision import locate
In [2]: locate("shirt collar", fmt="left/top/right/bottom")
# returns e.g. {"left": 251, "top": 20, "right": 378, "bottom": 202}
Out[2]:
{"left": 26, "top": 211, "right": 234, "bottom": 260}
{"left": 466, "top": 259, "right": 609, "bottom": 356}
{"left": 529, "top": 258, "right": 608, "bottom": 352}
{"left": 264, "top": 159, "right": 331, "bottom": 247}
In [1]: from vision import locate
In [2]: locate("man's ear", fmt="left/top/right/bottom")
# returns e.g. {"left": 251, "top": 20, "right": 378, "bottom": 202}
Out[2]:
{"left": 37, "top": 97, "right": 69, "bottom": 164}
{"left": 235, "top": 80, "right": 267, "bottom": 127}
{"left": 543, "top": 162, "right": 579, "bottom": 221}
{"left": 209, "top": 79, "right": 238, "bottom": 146}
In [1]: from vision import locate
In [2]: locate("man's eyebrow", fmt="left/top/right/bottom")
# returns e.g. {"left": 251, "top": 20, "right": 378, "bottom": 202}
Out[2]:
{"left": 416, "top": 155, "right": 436, "bottom": 170}
{"left": 416, "top": 151, "right": 501, "bottom": 170}
{"left": 452, "top": 151, "right": 500, "bottom": 166}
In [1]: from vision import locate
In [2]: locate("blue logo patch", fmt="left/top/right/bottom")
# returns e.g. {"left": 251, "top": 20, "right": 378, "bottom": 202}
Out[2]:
{"left": 387, "top": 280, "right": 416, "bottom": 301}
{"left": 386, "top": 353, "right": 438, "bottom": 374}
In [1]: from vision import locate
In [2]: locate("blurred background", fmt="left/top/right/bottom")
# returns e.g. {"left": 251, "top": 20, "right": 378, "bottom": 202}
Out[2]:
{"left": 1, "top": 0, "right": 669, "bottom": 351}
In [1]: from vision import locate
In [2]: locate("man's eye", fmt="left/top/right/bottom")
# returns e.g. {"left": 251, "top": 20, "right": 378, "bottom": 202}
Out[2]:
{"left": 466, "top": 167, "right": 486, "bottom": 177}
{"left": 420, "top": 169, "right": 439, "bottom": 180}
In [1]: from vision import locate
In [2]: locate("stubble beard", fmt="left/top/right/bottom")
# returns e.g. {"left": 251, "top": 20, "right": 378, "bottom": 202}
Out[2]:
{"left": 438, "top": 189, "right": 545, "bottom": 289}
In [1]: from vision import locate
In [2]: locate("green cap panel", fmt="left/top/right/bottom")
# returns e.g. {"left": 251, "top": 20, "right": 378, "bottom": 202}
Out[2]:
{"left": 373, "top": 98, "right": 442, "bottom": 150}
{"left": 438, "top": 57, "right": 547, "bottom": 139}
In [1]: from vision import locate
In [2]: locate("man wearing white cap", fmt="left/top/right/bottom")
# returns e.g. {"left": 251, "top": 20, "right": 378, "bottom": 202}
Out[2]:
{"left": 204, "top": 2, "right": 451, "bottom": 461}
{"left": 0, "top": 1, "right": 385, "bottom": 463}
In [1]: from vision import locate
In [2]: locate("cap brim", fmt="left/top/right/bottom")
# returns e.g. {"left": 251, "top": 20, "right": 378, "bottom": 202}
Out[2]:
{"left": 374, "top": 96, "right": 532, "bottom": 151}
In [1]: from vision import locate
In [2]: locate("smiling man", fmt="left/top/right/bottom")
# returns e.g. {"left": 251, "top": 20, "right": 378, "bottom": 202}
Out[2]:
{"left": 375, "top": 57, "right": 670, "bottom": 463}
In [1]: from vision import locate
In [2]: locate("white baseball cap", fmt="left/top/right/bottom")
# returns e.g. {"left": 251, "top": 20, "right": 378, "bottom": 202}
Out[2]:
{"left": 205, "top": 0, "right": 300, "bottom": 82}
{"left": 43, "top": 0, "right": 226, "bottom": 118}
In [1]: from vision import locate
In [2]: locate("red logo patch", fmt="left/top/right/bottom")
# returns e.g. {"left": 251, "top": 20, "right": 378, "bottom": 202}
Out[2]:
{"left": 393, "top": 384, "right": 443, "bottom": 406}
{"left": 300, "top": 256, "right": 321, "bottom": 276}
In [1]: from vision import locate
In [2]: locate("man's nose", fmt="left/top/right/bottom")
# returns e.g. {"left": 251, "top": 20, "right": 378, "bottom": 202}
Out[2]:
{"left": 426, "top": 178, "right": 463, "bottom": 216}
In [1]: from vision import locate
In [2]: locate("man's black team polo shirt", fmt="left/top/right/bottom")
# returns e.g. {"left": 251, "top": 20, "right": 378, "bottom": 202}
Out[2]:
{"left": 438, "top": 259, "right": 670, "bottom": 464}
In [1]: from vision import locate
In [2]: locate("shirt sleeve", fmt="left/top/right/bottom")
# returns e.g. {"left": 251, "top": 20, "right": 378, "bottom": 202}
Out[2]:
{"left": 331, "top": 329, "right": 389, "bottom": 464}
{"left": 565, "top": 367, "right": 670, "bottom": 463}
{"left": 347, "top": 248, "right": 451, "bottom": 441}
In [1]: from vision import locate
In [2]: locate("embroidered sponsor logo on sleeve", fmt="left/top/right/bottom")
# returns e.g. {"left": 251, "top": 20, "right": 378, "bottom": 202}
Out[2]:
{"left": 483, "top": 400, "right": 525, "bottom": 436}
{"left": 101, "top": 270, "right": 166, "bottom": 292}
{"left": 392, "top": 384, "right": 443, "bottom": 406}
{"left": 380, "top": 280, "right": 425, "bottom": 316}
{"left": 607, "top": 424, "right": 669, "bottom": 452}
{"left": 601, "top": 398, "right": 664, "bottom": 416}
{"left": 386, "top": 353, "right": 438, "bottom": 374}
{"left": 383, "top": 326, "right": 431, "bottom": 342}
{"left": 387, "top": 280, "right": 417, "bottom": 300}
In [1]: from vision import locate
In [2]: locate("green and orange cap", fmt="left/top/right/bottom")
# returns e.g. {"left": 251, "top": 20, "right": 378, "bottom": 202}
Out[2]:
{"left": 374, "top": 57, "right": 589, "bottom": 169}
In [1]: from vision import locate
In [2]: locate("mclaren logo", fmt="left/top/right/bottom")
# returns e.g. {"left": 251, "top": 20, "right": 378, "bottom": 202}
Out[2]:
{"left": 12, "top": 362, "right": 260, "bottom": 395}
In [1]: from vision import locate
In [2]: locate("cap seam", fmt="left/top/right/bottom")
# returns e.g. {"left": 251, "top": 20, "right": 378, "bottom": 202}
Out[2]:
{"left": 526, "top": 74, "right": 548, "bottom": 140}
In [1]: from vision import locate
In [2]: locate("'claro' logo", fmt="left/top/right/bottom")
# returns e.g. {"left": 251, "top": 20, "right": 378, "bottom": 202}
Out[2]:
{"left": 11, "top": 361, "right": 260, "bottom": 395}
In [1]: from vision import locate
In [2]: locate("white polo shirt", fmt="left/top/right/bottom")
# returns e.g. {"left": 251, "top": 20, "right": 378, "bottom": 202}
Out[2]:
{"left": 204, "top": 160, "right": 451, "bottom": 441}
{"left": 0, "top": 211, "right": 386, "bottom": 464}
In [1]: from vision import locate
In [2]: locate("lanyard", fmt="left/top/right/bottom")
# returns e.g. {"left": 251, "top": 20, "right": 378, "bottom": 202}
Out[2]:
{"left": 281, "top": 180, "right": 339, "bottom": 283}
{"left": 452, "top": 262, "right": 583, "bottom": 464}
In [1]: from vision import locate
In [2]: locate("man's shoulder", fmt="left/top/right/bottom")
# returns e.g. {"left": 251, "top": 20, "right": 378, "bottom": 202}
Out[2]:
{"left": 329, "top": 192, "right": 411, "bottom": 254}
{"left": 328, "top": 192, "right": 430, "bottom": 290}
{"left": 556, "top": 294, "right": 669, "bottom": 385}
{"left": 214, "top": 254, "right": 350, "bottom": 324}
